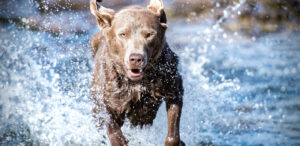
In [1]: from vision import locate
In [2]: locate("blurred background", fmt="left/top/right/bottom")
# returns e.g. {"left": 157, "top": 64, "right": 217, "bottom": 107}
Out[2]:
{"left": 1, "top": 0, "right": 299, "bottom": 34}
{"left": 0, "top": 0, "right": 300, "bottom": 145}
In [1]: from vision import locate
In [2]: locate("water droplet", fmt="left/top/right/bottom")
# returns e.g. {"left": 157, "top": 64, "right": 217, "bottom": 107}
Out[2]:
{"left": 268, "top": 115, "right": 272, "bottom": 119}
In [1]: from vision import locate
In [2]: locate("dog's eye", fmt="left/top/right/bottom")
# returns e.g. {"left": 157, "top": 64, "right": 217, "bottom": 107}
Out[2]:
{"left": 146, "top": 33, "right": 151, "bottom": 38}
{"left": 145, "top": 32, "right": 152, "bottom": 38}
{"left": 120, "top": 33, "right": 126, "bottom": 38}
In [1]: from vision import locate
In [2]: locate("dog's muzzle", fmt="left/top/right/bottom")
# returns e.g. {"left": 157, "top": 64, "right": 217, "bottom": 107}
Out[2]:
{"left": 126, "top": 53, "right": 147, "bottom": 80}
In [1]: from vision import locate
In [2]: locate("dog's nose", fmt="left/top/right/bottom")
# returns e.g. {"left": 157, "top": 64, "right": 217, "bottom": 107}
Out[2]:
{"left": 129, "top": 54, "right": 143, "bottom": 66}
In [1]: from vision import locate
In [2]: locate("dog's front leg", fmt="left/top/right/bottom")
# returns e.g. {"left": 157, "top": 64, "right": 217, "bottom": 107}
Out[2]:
{"left": 165, "top": 100, "right": 184, "bottom": 146}
{"left": 105, "top": 120, "right": 128, "bottom": 146}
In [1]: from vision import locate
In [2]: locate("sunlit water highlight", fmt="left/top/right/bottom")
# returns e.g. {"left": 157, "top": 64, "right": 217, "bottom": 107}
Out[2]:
{"left": 1, "top": 3, "right": 300, "bottom": 146}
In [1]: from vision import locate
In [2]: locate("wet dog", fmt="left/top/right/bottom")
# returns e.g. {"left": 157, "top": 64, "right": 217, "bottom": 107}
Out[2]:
{"left": 90, "top": 0, "right": 184, "bottom": 145}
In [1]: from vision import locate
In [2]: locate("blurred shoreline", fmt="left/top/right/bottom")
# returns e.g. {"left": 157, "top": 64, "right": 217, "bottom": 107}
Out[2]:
{"left": 0, "top": 0, "right": 299, "bottom": 36}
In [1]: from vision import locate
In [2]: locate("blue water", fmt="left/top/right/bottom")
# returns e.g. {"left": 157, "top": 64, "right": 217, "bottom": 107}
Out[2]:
{"left": 1, "top": 16, "right": 300, "bottom": 146}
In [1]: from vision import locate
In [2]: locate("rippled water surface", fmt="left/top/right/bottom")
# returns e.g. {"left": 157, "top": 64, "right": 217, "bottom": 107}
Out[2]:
{"left": 1, "top": 16, "right": 300, "bottom": 146}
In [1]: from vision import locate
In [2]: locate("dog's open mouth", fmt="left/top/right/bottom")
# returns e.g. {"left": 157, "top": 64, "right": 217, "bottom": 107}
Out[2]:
{"left": 127, "top": 68, "right": 144, "bottom": 78}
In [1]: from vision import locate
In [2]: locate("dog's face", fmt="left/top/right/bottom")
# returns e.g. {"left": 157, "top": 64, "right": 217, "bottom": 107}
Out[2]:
{"left": 108, "top": 9, "right": 167, "bottom": 80}
{"left": 91, "top": 0, "right": 167, "bottom": 80}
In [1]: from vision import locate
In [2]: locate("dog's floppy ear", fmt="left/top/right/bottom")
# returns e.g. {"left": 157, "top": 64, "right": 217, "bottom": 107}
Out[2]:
{"left": 147, "top": 0, "right": 167, "bottom": 26}
{"left": 90, "top": 0, "right": 115, "bottom": 29}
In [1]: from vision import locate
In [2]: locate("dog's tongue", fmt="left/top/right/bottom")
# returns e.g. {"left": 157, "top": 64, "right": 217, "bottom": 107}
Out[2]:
{"left": 127, "top": 69, "right": 143, "bottom": 78}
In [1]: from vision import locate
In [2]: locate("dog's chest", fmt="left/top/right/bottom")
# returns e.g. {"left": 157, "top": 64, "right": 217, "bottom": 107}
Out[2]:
{"left": 125, "top": 85, "right": 164, "bottom": 126}
{"left": 104, "top": 80, "right": 164, "bottom": 111}
{"left": 121, "top": 82, "right": 164, "bottom": 106}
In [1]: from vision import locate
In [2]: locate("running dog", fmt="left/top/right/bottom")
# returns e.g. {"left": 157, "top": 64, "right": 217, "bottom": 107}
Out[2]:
{"left": 90, "top": 0, "right": 184, "bottom": 145}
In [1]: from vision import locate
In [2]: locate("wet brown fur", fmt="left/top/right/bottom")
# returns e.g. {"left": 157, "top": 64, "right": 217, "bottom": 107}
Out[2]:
{"left": 90, "top": 0, "right": 184, "bottom": 145}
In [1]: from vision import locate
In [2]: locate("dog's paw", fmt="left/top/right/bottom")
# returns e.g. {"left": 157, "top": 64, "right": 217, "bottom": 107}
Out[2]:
{"left": 110, "top": 134, "right": 128, "bottom": 146}
{"left": 165, "top": 137, "right": 183, "bottom": 146}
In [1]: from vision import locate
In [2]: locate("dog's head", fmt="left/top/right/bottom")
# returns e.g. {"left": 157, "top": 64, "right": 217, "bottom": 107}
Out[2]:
{"left": 91, "top": 0, "right": 167, "bottom": 81}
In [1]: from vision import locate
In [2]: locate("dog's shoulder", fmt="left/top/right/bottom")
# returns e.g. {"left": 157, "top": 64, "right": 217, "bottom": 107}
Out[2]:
{"left": 157, "top": 44, "right": 180, "bottom": 75}
{"left": 147, "top": 44, "right": 183, "bottom": 100}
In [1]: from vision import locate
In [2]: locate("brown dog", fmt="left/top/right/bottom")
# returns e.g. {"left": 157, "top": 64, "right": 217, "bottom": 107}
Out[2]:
{"left": 90, "top": 0, "right": 184, "bottom": 145}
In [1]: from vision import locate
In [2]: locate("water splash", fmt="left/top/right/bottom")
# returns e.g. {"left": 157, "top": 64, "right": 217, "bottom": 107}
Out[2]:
{"left": 213, "top": 0, "right": 246, "bottom": 31}
{"left": 1, "top": 0, "right": 300, "bottom": 145}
